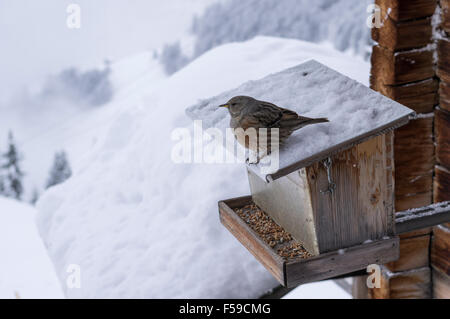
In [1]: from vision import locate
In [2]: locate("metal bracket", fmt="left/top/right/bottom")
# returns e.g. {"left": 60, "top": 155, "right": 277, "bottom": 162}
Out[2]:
{"left": 320, "top": 157, "right": 336, "bottom": 195}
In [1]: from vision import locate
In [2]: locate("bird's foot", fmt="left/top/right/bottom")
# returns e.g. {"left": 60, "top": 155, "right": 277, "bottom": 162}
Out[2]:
{"left": 246, "top": 156, "right": 260, "bottom": 165}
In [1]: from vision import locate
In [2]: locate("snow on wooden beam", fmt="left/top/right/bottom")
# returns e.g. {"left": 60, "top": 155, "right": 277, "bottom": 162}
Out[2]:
{"left": 395, "top": 201, "right": 450, "bottom": 234}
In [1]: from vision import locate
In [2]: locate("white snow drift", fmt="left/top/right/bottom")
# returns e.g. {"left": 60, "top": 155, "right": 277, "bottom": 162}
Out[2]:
{"left": 0, "top": 197, "right": 63, "bottom": 298}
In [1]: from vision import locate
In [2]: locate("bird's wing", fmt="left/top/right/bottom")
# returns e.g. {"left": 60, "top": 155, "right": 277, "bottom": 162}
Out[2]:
{"left": 241, "top": 101, "right": 283, "bottom": 128}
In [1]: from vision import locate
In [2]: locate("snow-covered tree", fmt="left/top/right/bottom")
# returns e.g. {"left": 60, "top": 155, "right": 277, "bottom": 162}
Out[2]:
{"left": 46, "top": 151, "right": 72, "bottom": 189}
{"left": 30, "top": 188, "right": 40, "bottom": 205}
{"left": 1, "top": 131, "right": 24, "bottom": 200}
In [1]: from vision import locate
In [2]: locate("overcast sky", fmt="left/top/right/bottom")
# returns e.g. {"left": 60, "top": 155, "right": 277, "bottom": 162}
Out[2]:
{"left": 0, "top": 0, "right": 209, "bottom": 100}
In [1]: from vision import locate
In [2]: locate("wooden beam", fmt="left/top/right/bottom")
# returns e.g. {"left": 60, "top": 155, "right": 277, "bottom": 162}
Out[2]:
{"left": 437, "top": 39, "right": 450, "bottom": 83}
{"left": 441, "top": 0, "right": 450, "bottom": 35}
{"left": 440, "top": 81, "right": 450, "bottom": 112}
{"left": 435, "top": 108, "right": 450, "bottom": 168}
{"left": 395, "top": 201, "right": 450, "bottom": 234}
{"left": 372, "top": 17, "right": 433, "bottom": 51}
{"left": 386, "top": 234, "right": 430, "bottom": 272}
{"left": 394, "top": 117, "right": 435, "bottom": 210}
{"left": 371, "top": 45, "right": 436, "bottom": 86}
{"left": 369, "top": 266, "right": 431, "bottom": 299}
{"left": 432, "top": 266, "right": 450, "bottom": 298}
{"left": 375, "top": 0, "right": 437, "bottom": 22}
{"left": 431, "top": 225, "right": 450, "bottom": 275}
{"left": 435, "top": 165, "right": 450, "bottom": 203}
{"left": 372, "top": 78, "right": 438, "bottom": 114}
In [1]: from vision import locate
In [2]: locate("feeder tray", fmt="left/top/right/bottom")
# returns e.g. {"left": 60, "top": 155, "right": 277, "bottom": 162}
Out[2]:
{"left": 219, "top": 196, "right": 399, "bottom": 287}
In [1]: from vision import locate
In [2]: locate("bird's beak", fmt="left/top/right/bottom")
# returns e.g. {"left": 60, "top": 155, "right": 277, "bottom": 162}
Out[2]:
{"left": 219, "top": 104, "right": 229, "bottom": 108}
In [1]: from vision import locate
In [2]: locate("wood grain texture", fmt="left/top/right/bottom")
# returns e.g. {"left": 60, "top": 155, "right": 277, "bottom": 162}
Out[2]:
{"left": 396, "top": 192, "right": 433, "bottom": 211}
{"left": 306, "top": 135, "right": 395, "bottom": 253}
{"left": 371, "top": 45, "right": 435, "bottom": 86}
{"left": 372, "top": 17, "right": 433, "bottom": 51}
{"left": 369, "top": 266, "right": 431, "bottom": 299}
{"left": 372, "top": 78, "right": 438, "bottom": 114}
{"left": 432, "top": 266, "right": 450, "bottom": 298}
{"left": 399, "top": 228, "right": 432, "bottom": 239}
{"left": 437, "top": 39, "right": 450, "bottom": 83}
{"left": 375, "top": 0, "right": 437, "bottom": 22}
{"left": 440, "top": 81, "right": 450, "bottom": 112}
{"left": 434, "top": 165, "right": 450, "bottom": 203}
{"left": 394, "top": 117, "right": 435, "bottom": 208}
{"left": 431, "top": 225, "right": 450, "bottom": 275}
{"left": 435, "top": 108, "right": 450, "bottom": 168}
{"left": 218, "top": 200, "right": 285, "bottom": 284}
{"left": 386, "top": 234, "right": 430, "bottom": 272}
{"left": 442, "top": 0, "right": 450, "bottom": 34}
{"left": 284, "top": 238, "right": 399, "bottom": 288}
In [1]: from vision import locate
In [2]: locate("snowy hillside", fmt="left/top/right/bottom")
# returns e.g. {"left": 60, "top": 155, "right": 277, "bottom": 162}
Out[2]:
{"left": 36, "top": 37, "right": 369, "bottom": 298}
{"left": 161, "top": 0, "right": 372, "bottom": 73}
{"left": 0, "top": 52, "right": 167, "bottom": 201}
{"left": 0, "top": 197, "right": 63, "bottom": 298}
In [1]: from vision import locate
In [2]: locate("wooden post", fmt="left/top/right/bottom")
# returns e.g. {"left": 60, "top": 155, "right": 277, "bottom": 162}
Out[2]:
{"left": 432, "top": 0, "right": 450, "bottom": 298}
{"left": 363, "top": 0, "right": 438, "bottom": 299}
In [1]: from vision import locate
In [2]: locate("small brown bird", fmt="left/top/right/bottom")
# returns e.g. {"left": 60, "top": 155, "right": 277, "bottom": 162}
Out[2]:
{"left": 220, "top": 96, "right": 329, "bottom": 161}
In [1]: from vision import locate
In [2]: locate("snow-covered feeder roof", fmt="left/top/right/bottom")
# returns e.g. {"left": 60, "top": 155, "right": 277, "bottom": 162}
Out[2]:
{"left": 186, "top": 60, "right": 414, "bottom": 181}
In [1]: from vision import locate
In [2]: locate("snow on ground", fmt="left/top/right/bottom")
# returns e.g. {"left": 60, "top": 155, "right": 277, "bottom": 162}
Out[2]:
{"left": 283, "top": 280, "right": 351, "bottom": 299}
{"left": 37, "top": 36, "right": 369, "bottom": 298}
{"left": 0, "top": 196, "right": 63, "bottom": 298}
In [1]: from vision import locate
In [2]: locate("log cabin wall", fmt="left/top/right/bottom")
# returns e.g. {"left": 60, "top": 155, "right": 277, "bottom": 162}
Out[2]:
{"left": 433, "top": 0, "right": 450, "bottom": 299}
{"left": 366, "top": 0, "right": 440, "bottom": 299}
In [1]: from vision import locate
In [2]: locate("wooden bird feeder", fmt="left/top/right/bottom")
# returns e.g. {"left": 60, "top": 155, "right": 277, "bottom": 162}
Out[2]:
{"left": 188, "top": 60, "right": 416, "bottom": 288}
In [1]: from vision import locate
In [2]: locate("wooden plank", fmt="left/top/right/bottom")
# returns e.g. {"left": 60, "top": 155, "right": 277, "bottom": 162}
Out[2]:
{"left": 306, "top": 135, "right": 395, "bottom": 253}
{"left": 247, "top": 168, "right": 319, "bottom": 255}
{"left": 372, "top": 78, "right": 438, "bottom": 114}
{"left": 394, "top": 117, "right": 435, "bottom": 205}
{"left": 372, "top": 17, "right": 433, "bottom": 51}
{"left": 371, "top": 45, "right": 435, "bottom": 86}
{"left": 386, "top": 235, "right": 430, "bottom": 272}
{"left": 435, "top": 165, "right": 450, "bottom": 203}
{"left": 432, "top": 266, "right": 450, "bottom": 298}
{"left": 435, "top": 108, "right": 450, "bottom": 168}
{"left": 442, "top": 0, "right": 450, "bottom": 34}
{"left": 369, "top": 266, "right": 431, "bottom": 299}
{"left": 396, "top": 192, "right": 432, "bottom": 211}
{"left": 284, "top": 238, "right": 399, "bottom": 288}
{"left": 218, "top": 201, "right": 285, "bottom": 285}
{"left": 375, "top": 0, "right": 437, "bottom": 22}
{"left": 399, "top": 227, "right": 432, "bottom": 239}
{"left": 352, "top": 276, "right": 369, "bottom": 299}
{"left": 440, "top": 81, "right": 450, "bottom": 112}
{"left": 395, "top": 201, "right": 450, "bottom": 234}
{"left": 431, "top": 225, "right": 450, "bottom": 275}
{"left": 437, "top": 39, "right": 450, "bottom": 83}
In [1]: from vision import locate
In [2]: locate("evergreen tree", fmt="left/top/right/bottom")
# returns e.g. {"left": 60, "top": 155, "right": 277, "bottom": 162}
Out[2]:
{"left": 1, "top": 131, "right": 24, "bottom": 200}
{"left": 30, "top": 188, "right": 40, "bottom": 205}
{"left": 46, "top": 151, "right": 72, "bottom": 189}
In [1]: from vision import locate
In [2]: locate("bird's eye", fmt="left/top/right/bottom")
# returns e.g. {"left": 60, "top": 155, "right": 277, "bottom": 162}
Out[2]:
{"left": 231, "top": 103, "right": 237, "bottom": 106}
